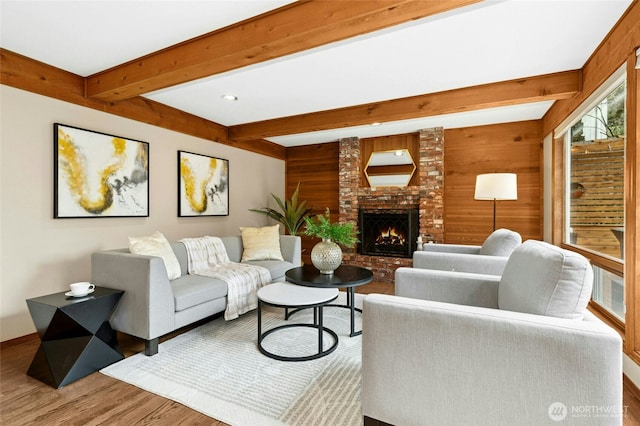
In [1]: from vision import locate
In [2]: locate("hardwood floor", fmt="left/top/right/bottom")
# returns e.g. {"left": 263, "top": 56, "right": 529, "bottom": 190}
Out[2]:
{"left": 1, "top": 280, "right": 638, "bottom": 425}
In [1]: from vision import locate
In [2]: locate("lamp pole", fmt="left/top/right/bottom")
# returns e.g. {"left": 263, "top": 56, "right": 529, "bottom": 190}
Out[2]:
{"left": 492, "top": 198, "right": 497, "bottom": 231}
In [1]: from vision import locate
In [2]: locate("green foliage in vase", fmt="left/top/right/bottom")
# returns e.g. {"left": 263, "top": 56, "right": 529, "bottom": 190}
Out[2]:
{"left": 303, "top": 208, "right": 359, "bottom": 248}
{"left": 249, "top": 182, "right": 312, "bottom": 236}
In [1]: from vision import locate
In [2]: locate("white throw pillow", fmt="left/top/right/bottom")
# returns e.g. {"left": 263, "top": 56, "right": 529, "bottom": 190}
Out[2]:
{"left": 239, "top": 224, "right": 284, "bottom": 261}
{"left": 129, "top": 231, "right": 182, "bottom": 280}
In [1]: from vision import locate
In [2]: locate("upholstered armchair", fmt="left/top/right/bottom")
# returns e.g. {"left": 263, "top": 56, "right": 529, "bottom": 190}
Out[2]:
{"left": 413, "top": 228, "right": 522, "bottom": 275}
{"left": 363, "top": 240, "right": 622, "bottom": 426}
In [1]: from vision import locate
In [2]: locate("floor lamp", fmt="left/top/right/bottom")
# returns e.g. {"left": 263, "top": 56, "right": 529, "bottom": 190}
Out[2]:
{"left": 474, "top": 173, "right": 518, "bottom": 231}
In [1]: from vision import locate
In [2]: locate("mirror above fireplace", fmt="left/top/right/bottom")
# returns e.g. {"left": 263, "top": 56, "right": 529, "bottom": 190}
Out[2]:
{"left": 364, "top": 149, "right": 416, "bottom": 188}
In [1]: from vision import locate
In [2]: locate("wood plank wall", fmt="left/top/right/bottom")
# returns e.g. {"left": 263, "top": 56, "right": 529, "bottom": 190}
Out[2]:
{"left": 286, "top": 142, "right": 340, "bottom": 263}
{"left": 443, "top": 120, "right": 543, "bottom": 244}
{"left": 285, "top": 120, "right": 544, "bottom": 258}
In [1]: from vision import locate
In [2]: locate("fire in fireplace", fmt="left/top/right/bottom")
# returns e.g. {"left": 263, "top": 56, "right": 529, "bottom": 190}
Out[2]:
{"left": 359, "top": 209, "right": 419, "bottom": 258}
{"left": 375, "top": 226, "right": 406, "bottom": 246}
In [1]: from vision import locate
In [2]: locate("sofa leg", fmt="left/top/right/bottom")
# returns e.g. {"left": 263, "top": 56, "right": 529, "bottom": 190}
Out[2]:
{"left": 144, "top": 338, "right": 158, "bottom": 356}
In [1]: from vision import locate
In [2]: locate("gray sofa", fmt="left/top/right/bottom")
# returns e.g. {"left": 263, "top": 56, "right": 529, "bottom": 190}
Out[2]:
{"left": 92, "top": 235, "right": 301, "bottom": 355}
{"left": 363, "top": 240, "right": 622, "bottom": 425}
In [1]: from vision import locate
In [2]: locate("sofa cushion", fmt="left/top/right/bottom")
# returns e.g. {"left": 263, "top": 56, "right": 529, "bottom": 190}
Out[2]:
{"left": 171, "top": 274, "right": 228, "bottom": 312}
{"left": 244, "top": 260, "right": 295, "bottom": 281}
{"left": 239, "top": 225, "right": 284, "bottom": 261}
{"left": 171, "top": 242, "right": 189, "bottom": 277}
{"left": 129, "top": 231, "right": 181, "bottom": 280}
{"left": 220, "top": 236, "right": 243, "bottom": 263}
{"left": 478, "top": 228, "right": 522, "bottom": 256}
{"left": 498, "top": 240, "right": 593, "bottom": 320}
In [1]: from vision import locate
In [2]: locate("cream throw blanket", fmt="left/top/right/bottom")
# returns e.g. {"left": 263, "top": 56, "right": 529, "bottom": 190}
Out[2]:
{"left": 179, "top": 236, "right": 272, "bottom": 320}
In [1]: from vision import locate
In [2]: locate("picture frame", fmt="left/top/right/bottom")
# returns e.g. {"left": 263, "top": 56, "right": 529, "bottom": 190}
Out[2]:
{"left": 178, "top": 150, "right": 229, "bottom": 217}
{"left": 54, "top": 123, "right": 150, "bottom": 218}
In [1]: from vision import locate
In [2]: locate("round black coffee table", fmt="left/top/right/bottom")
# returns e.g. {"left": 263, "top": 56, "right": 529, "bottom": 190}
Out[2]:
{"left": 285, "top": 264, "right": 373, "bottom": 337}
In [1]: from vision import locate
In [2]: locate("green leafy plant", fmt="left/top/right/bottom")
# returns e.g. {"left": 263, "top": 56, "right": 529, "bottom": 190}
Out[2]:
{"left": 303, "top": 208, "right": 359, "bottom": 248}
{"left": 249, "top": 182, "right": 312, "bottom": 236}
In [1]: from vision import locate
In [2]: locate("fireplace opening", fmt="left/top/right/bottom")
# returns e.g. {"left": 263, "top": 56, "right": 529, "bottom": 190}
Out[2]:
{"left": 359, "top": 208, "right": 419, "bottom": 258}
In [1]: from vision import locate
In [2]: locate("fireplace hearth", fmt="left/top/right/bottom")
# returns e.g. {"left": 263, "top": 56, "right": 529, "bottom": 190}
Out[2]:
{"left": 359, "top": 209, "right": 419, "bottom": 258}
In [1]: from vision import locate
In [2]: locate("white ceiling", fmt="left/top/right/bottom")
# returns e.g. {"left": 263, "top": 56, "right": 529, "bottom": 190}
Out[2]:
{"left": 0, "top": 0, "right": 632, "bottom": 147}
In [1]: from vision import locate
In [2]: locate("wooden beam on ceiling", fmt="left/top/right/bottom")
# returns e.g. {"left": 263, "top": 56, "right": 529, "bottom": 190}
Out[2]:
{"left": 0, "top": 48, "right": 286, "bottom": 160}
{"left": 85, "top": 0, "right": 482, "bottom": 102}
{"left": 228, "top": 70, "right": 582, "bottom": 141}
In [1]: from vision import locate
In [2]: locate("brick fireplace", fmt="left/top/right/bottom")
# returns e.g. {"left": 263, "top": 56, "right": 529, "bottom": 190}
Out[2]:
{"left": 339, "top": 128, "right": 444, "bottom": 283}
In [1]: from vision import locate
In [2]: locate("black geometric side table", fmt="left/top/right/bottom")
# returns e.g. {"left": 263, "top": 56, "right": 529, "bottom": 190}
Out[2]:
{"left": 26, "top": 287, "right": 124, "bottom": 388}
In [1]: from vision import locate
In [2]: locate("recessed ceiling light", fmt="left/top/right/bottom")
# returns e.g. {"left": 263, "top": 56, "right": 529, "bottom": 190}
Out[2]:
{"left": 221, "top": 94, "right": 238, "bottom": 101}
{"left": 370, "top": 122, "right": 381, "bottom": 126}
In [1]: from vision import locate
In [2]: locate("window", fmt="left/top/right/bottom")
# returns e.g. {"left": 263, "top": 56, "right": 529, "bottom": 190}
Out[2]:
{"left": 592, "top": 265, "right": 625, "bottom": 321}
{"left": 564, "top": 77, "right": 626, "bottom": 320}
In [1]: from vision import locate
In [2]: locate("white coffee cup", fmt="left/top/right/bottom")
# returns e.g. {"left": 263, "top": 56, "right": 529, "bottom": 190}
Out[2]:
{"left": 70, "top": 282, "right": 95, "bottom": 295}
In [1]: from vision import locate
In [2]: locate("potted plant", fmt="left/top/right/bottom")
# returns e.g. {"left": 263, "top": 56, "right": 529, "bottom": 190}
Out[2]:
{"left": 303, "top": 208, "right": 358, "bottom": 274}
{"left": 249, "top": 182, "right": 312, "bottom": 236}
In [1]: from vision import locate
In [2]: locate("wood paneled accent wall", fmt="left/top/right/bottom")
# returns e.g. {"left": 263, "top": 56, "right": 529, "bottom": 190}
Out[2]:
{"left": 443, "top": 120, "right": 543, "bottom": 244}
{"left": 285, "top": 120, "right": 544, "bottom": 261}
{"left": 285, "top": 142, "right": 340, "bottom": 263}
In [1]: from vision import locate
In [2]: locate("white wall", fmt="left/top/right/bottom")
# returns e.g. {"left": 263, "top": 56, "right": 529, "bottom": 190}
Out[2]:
{"left": 0, "top": 85, "right": 285, "bottom": 341}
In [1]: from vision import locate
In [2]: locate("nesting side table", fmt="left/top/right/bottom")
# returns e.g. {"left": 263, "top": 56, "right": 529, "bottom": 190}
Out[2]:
{"left": 257, "top": 282, "right": 339, "bottom": 362}
{"left": 26, "top": 286, "right": 124, "bottom": 388}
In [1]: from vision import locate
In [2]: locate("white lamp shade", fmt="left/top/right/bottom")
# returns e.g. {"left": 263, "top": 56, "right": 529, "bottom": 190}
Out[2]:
{"left": 474, "top": 173, "right": 518, "bottom": 200}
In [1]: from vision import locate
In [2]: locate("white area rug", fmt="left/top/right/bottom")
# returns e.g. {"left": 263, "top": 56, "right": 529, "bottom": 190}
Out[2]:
{"left": 101, "top": 293, "right": 364, "bottom": 426}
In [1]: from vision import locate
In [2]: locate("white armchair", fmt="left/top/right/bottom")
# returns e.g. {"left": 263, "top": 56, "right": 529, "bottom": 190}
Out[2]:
{"left": 363, "top": 240, "right": 623, "bottom": 426}
{"left": 413, "top": 228, "right": 521, "bottom": 275}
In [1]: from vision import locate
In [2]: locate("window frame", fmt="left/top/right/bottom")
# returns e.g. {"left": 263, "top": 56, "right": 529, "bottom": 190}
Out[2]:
{"left": 554, "top": 66, "right": 627, "bottom": 330}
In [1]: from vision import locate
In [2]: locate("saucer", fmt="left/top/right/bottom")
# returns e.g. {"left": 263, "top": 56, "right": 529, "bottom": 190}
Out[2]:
{"left": 65, "top": 288, "right": 95, "bottom": 298}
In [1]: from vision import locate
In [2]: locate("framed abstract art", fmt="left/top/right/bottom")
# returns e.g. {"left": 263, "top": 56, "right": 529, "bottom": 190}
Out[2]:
{"left": 178, "top": 150, "right": 229, "bottom": 216}
{"left": 54, "top": 123, "right": 149, "bottom": 218}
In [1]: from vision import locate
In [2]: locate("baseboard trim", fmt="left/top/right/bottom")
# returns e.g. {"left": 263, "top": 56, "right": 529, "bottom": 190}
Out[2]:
{"left": 0, "top": 332, "right": 38, "bottom": 349}
{"left": 624, "top": 373, "right": 640, "bottom": 401}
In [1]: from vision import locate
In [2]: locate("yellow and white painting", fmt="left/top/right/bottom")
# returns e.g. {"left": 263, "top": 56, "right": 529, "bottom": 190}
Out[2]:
{"left": 178, "top": 151, "right": 229, "bottom": 216}
{"left": 54, "top": 123, "right": 149, "bottom": 218}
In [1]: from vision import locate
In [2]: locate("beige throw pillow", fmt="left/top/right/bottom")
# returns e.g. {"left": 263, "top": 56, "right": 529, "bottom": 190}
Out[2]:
{"left": 129, "top": 231, "right": 182, "bottom": 280}
{"left": 240, "top": 224, "right": 284, "bottom": 261}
